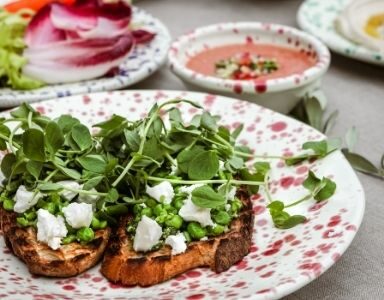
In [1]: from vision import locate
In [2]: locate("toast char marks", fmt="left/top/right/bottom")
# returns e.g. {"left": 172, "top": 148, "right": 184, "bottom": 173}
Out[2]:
{"left": 0, "top": 207, "right": 111, "bottom": 277}
{"left": 101, "top": 189, "right": 254, "bottom": 286}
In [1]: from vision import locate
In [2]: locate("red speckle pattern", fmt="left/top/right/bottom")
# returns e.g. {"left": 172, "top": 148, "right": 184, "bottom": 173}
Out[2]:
{"left": 0, "top": 91, "right": 364, "bottom": 300}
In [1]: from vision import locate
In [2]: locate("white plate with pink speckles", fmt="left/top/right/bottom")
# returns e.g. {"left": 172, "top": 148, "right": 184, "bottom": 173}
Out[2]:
{"left": 0, "top": 90, "right": 364, "bottom": 300}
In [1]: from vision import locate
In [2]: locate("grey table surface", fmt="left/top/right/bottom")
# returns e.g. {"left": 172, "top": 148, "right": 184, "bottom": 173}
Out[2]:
{"left": 132, "top": 0, "right": 384, "bottom": 299}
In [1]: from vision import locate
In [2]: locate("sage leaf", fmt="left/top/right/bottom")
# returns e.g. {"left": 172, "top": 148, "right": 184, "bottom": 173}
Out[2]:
{"left": 323, "top": 110, "right": 339, "bottom": 134}
{"left": 191, "top": 185, "right": 225, "bottom": 208}
{"left": 23, "top": 128, "right": 46, "bottom": 162}
{"left": 343, "top": 150, "right": 380, "bottom": 176}
{"left": 305, "top": 97, "right": 323, "bottom": 131}
{"left": 345, "top": 127, "right": 358, "bottom": 152}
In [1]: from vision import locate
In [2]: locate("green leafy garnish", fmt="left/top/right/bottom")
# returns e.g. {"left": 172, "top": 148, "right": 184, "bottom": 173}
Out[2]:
{"left": 0, "top": 9, "right": 44, "bottom": 90}
{"left": 266, "top": 171, "right": 337, "bottom": 229}
{"left": 191, "top": 185, "right": 226, "bottom": 208}
{"left": 267, "top": 201, "right": 306, "bottom": 229}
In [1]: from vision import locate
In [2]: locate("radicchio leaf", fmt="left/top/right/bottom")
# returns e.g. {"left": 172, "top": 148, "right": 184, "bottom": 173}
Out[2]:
{"left": 23, "top": 0, "right": 141, "bottom": 84}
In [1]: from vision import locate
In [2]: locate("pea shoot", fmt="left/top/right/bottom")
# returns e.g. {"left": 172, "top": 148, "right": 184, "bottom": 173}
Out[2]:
{"left": 0, "top": 99, "right": 338, "bottom": 253}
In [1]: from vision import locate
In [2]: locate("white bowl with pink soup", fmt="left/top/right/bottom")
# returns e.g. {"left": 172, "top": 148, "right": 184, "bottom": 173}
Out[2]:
{"left": 168, "top": 22, "right": 330, "bottom": 114}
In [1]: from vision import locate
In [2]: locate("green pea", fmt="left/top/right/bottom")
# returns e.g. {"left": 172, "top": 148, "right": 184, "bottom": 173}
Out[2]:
{"left": 145, "top": 198, "right": 157, "bottom": 208}
{"left": 153, "top": 204, "right": 167, "bottom": 216}
{"left": 50, "top": 193, "right": 61, "bottom": 204}
{"left": 173, "top": 199, "right": 184, "bottom": 210}
{"left": 187, "top": 222, "right": 207, "bottom": 240}
{"left": 165, "top": 215, "right": 183, "bottom": 229}
{"left": 76, "top": 227, "right": 95, "bottom": 243}
{"left": 163, "top": 204, "right": 173, "bottom": 211}
{"left": 141, "top": 207, "right": 153, "bottom": 217}
{"left": 126, "top": 225, "right": 136, "bottom": 233}
{"left": 24, "top": 211, "right": 37, "bottom": 221}
{"left": 16, "top": 217, "right": 29, "bottom": 227}
{"left": 91, "top": 216, "right": 108, "bottom": 230}
{"left": 183, "top": 231, "right": 192, "bottom": 243}
{"left": 133, "top": 204, "right": 143, "bottom": 215}
{"left": 98, "top": 220, "right": 108, "bottom": 229}
{"left": 62, "top": 235, "right": 77, "bottom": 245}
{"left": 0, "top": 195, "right": 8, "bottom": 203}
{"left": 155, "top": 214, "right": 167, "bottom": 224}
{"left": 231, "top": 199, "right": 243, "bottom": 214}
{"left": 3, "top": 198, "right": 14, "bottom": 211}
{"left": 43, "top": 202, "right": 56, "bottom": 214}
{"left": 165, "top": 206, "right": 177, "bottom": 215}
{"left": 210, "top": 224, "right": 225, "bottom": 236}
{"left": 213, "top": 211, "right": 231, "bottom": 225}
{"left": 36, "top": 198, "right": 47, "bottom": 209}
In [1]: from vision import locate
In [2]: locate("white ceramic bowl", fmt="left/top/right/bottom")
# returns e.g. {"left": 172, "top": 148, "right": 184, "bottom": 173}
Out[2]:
{"left": 168, "top": 22, "right": 331, "bottom": 114}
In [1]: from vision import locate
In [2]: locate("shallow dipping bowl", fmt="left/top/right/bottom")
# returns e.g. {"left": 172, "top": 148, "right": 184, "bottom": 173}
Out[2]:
{"left": 168, "top": 22, "right": 330, "bottom": 114}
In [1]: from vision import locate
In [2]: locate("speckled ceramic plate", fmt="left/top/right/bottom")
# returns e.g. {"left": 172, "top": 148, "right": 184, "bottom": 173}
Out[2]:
{"left": 0, "top": 8, "right": 171, "bottom": 107}
{"left": 297, "top": 0, "right": 384, "bottom": 66}
{"left": 0, "top": 90, "right": 364, "bottom": 300}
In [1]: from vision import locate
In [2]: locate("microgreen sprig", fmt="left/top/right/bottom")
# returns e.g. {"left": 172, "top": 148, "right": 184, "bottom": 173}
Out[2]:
{"left": 0, "top": 99, "right": 338, "bottom": 231}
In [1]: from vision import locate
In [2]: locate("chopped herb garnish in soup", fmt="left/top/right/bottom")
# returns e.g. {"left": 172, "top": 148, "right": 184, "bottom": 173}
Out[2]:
{"left": 186, "top": 43, "right": 317, "bottom": 81}
{"left": 215, "top": 52, "right": 279, "bottom": 80}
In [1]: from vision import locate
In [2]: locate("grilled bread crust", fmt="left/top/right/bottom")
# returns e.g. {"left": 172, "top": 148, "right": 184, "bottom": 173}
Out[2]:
{"left": 101, "top": 189, "right": 254, "bottom": 286}
{"left": 0, "top": 207, "right": 111, "bottom": 277}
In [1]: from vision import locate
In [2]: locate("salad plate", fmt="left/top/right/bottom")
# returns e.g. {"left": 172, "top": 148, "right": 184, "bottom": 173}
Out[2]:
{"left": 0, "top": 7, "right": 171, "bottom": 107}
{"left": 297, "top": 0, "right": 384, "bottom": 66}
{"left": 0, "top": 90, "right": 364, "bottom": 299}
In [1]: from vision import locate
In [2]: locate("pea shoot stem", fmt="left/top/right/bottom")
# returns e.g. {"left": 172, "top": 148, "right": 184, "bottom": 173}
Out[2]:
{"left": 112, "top": 99, "right": 202, "bottom": 188}
{"left": 162, "top": 152, "right": 175, "bottom": 166}
{"left": 147, "top": 176, "right": 264, "bottom": 186}
{"left": 284, "top": 194, "right": 313, "bottom": 208}
{"left": 263, "top": 171, "right": 273, "bottom": 203}
{"left": 111, "top": 156, "right": 137, "bottom": 187}
{"left": 8, "top": 123, "right": 22, "bottom": 153}
{"left": 27, "top": 112, "right": 33, "bottom": 129}
{"left": 56, "top": 184, "right": 107, "bottom": 197}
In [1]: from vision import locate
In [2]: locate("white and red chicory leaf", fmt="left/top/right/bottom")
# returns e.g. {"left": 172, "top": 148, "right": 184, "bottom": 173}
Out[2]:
{"left": 22, "top": 0, "right": 155, "bottom": 84}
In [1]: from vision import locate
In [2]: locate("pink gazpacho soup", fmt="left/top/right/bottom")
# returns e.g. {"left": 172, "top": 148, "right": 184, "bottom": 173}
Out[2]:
{"left": 186, "top": 43, "right": 317, "bottom": 81}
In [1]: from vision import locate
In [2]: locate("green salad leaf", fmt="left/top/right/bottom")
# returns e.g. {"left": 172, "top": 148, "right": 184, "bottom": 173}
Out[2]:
{"left": 0, "top": 9, "right": 44, "bottom": 90}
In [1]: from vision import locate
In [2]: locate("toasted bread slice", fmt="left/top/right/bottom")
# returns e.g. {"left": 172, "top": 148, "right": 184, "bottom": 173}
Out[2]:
{"left": 101, "top": 189, "right": 254, "bottom": 286}
{"left": 0, "top": 207, "right": 111, "bottom": 277}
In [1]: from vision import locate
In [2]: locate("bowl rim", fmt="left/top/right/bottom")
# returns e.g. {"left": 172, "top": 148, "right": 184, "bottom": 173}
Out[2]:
{"left": 168, "top": 22, "right": 331, "bottom": 94}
